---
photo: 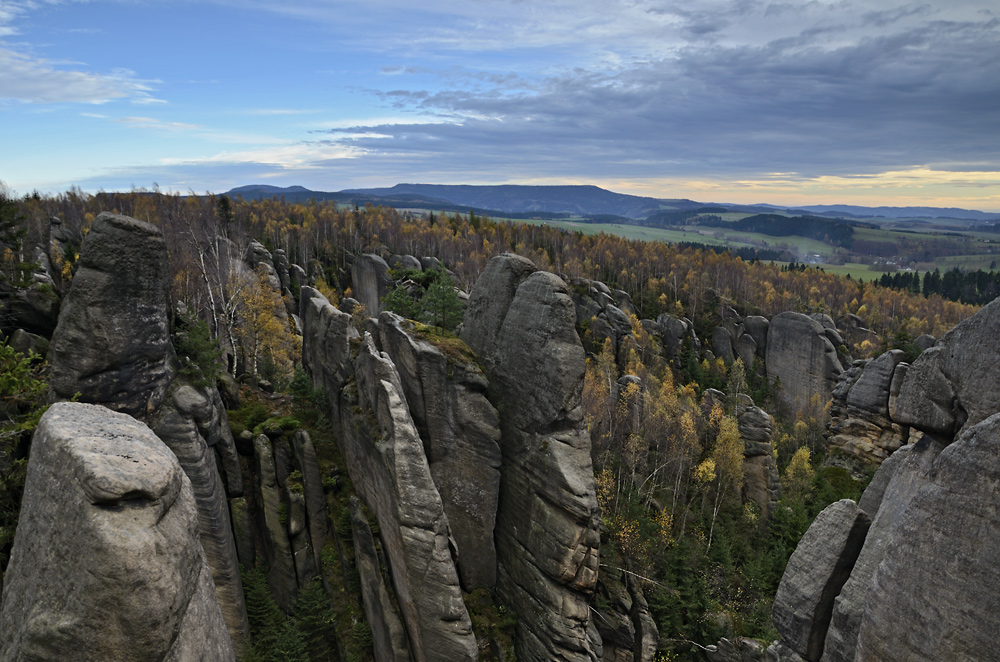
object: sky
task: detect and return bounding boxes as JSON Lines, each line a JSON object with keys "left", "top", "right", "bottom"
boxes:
{"left": 2, "top": 0, "right": 1000, "bottom": 210}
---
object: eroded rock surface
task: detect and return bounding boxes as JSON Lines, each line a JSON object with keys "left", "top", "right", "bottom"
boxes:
{"left": 48, "top": 212, "right": 172, "bottom": 417}
{"left": 0, "top": 402, "right": 234, "bottom": 662}
{"left": 380, "top": 312, "right": 502, "bottom": 590}
{"left": 855, "top": 416, "right": 1000, "bottom": 662}
{"left": 893, "top": 296, "right": 1000, "bottom": 441}
{"left": 346, "top": 333, "right": 478, "bottom": 662}
{"left": 771, "top": 500, "right": 870, "bottom": 661}
{"left": 766, "top": 312, "right": 844, "bottom": 415}
{"left": 464, "top": 255, "right": 602, "bottom": 662}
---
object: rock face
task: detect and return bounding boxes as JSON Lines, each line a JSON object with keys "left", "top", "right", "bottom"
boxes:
{"left": 893, "top": 295, "right": 1000, "bottom": 441}
{"left": 299, "top": 286, "right": 359, "bottom": 423}
{"left": 769, "top": 298, "right": 1000, "bottom": 662}
{"left": 346, "top": 333, "right": 478, "bottom": 662}
{"left": 771, "top": 500, "right": 870, "bottom": 661}
{"left": 766, "top": 312, "right": 843, "bottom": 415}
{"left": 463, "top": 255, "right": 602, "bottom": 662}
{"left": 350, "top": 496, "right": 412, "bottom": 662}
{"left": 48, "top": 212, "right": 172, "bottom": 418}
{"left": 855, "top": 415, "right": 1000, "bottom": 662}
{"left": 351, "top": 253, "right": 392, "bottom": 316}
{"left": 0, "top": 402, "right": 234, "bottom": 661}
{"left": 827, "top": 352, "right": 909, "bottom": 464}
{"left": 379, "top": 312, "right": 502, "bottom": 590}
{"left": 821, "top": 438, "right": 942, "bottom": 662}
{"left": 44, "top": 212, "right": 248, "bottom": 652}
{"left": 739, "top": 405, "right": 781, "bottom": 517}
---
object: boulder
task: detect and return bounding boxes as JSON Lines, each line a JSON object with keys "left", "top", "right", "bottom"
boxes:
{"left": 388, "top": 254, "right": 422, "bottom": 271}
{"left": 844, "top": 351, "right": 904, "bottom": 417}
{"left": 465, "top": 258, "right": 601, "bottom": 661}
{"left": 855, "top": 415, "right": 1000, "bottom": 662}
{"left": 739, "top": 406, "right": 780, "bottom": 517}
{"left": 893, "top": 296, "right": 1000, "bottom": 441}
{"left": 765, "top": 312, "right": 843, "bottom": 415}
{"left": 299, "top": 286, "right": 359, "bottom": 425}
{"left": 380, "top": 312, "right": 502, "bottom": 590}
{"left": 48, "top": 212, "right": 172, "bottom": 418}
{"left": 743, "top": 316, "right": 769, "bottom": 357}
{"left": 350, "top": 253, "right": 392, "bottom": 316}
{"left": 771, "top": 500, "right": 870, "bottom": 661}
{"left": 0, "top": 402, "right": 234, "bottom": 661}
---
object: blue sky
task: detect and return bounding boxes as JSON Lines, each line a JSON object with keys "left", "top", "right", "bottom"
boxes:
{"left": 2, "top": 0, "right": 1000, "bottom": 210}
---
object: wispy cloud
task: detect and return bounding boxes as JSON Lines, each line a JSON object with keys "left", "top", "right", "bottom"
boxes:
{"left": 0, "top": 47, "right": 161, "bottom": 104}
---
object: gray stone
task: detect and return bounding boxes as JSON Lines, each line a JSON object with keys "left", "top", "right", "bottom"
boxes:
{"left": 712, "top": 326, "right": 735, "bottom": 362}
{"left": 469, "top": 265, "right": 602, "bottom": 661}
{"left": 0, "top": 403, "right": 234, "bottom": 661}
{"left": 421, "top": 256, "right": 445, "bottom": 271}
{"left": 822, "top": 438, "right": 942, "bottom": 662}
{"left": 49, "top": 212, "right": 172, "bottom": 418}
{"left": 707, "top": 638, "right": 766, "bottom": 662}
{"left": 151, "top": 384, "right": 251, "bottom": 649}
{"left": 845, "top": 350, "right": 904, "bottom": 417}
{"left": 349, "top": 497, "right": 412, "bottom": 662}
{"left": 743, "top": 316, "right": 769, "bottom": 357}
{"left": 0, "top": 280, "right": 61, "bottom": 337}
{"left": 765, "top": 642, "right": 806, "bottom": 662}
{"left": 460, "top": 253, "right": 537, "bottom": 373}
{"left": 766, "top": 312, "right": 844, "bottom": 415}
{"left": 291, "top": 429, "right": 328, "bottom": 572}
{"left": 380, "top": 312, "right": 502, "bottom": 590}
{"left": 894, "top": 297, "right": 1000, "bottom": 441}
{"left": 856, "top": 415, "right": 1000, "bottom": 662}
{"left": 229, "top": 496, "right": 256, "bottom": 568}
{"left": 7, "top": 328, "right": 49, "bottom": 358}
{"left": 300, "top": 286, "right": 359, "bottom": 425}
{"left": 389, "top": 254, "right": 422, "bottom": 271}
{"left": 253, "top": 434, "right": 299, "bottom": 611}
{"left": 886, "top": 363, "right": 908, "bottom": 423}
{"left": 735, "top": 333, "right": 757, "bottom": 368}
{"left": 771, "top": 500, "right": 870, "bottom": 661}
{"left": 272, "top": 249, "right": 291, "bottom": 292}
{"left": 913, "top": 333, "right": 936, "bottom": 351}
{"left": 351, "top": 253, "right": 392, "bottom": 316}
{"left": 347, "top": 333, "right": 478, "bottom": 662}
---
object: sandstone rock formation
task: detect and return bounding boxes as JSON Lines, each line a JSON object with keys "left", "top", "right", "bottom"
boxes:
{"left": 771, "top": 500, "right": 870, "bottom": 661}
{"left": 0, "top": 402, "right": 234, "bottom": 661}
{"left": 826, "top": 352, "right": 909, "bottom": 463}
{"left": 347, "top": 333, "right": 478, "bottom": 662}
{"left": 765, "top": 312, "right": 844, "bottom": 415}
{"left": 463, "top": 255, "right": 602, "bottom": 662}
{"left": 739, "top": 404, "right": 781, "bottom": 517}
{"left": 349, "top": 496, "right": 412, "bottom": 662}
{"left": 48, "top": 212, "right": 173, "bottom": 418}
{"left": 380, "top": 311, "right": 502, "bottom": 590}
{"left": 855, "top": 416, "right": 1000, "bottom": 661}
{"left": 45, "top": 212, "right": 248, "bottom": 651}
{"left": 351, "top": 253, "right": 392, "bottom": 316}
{"left": 893, "top": 295, "right": 1000, "bottom": 441}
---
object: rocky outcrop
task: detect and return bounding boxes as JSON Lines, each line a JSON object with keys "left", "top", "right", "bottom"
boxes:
{"left": 300, "top": 286, "right": 359, "bottom": 423}
{"left": 351, "top": 253, "right": 392, "bottom": 316}
{"left": 854, "top": 415, "right": 1000, "bottom": 661}
{"left": 346, "top": 333, "right": 478, "bottom": 662}
{"left": 771, "top": 500, "right": 870, "bottom": 661}
{"left": 48, "top": 212, "right": 173, "bottom": 418}
{"left": 350, "top": 496, "right": 412, "bottom": 662}
{"left": 766, "top": 312, "right": 844, "bottom": 415}
{"left": 893, "top": 295, "right": 1000, "bottom": 441}
{"left": 827, "top": 352, "right": 909, "bottom": 463}
{"left": 821, "top": 438, "right": 942, "bottom": 662}
{"left": 380, "top": 312, "right": 502, "bottom": 590}
{"left": 739, "top": 405, "right": 781, "bottom": 517}
{"left": 769, "top": 298, "right": 1000, "bottom": 662}
{"left": 463, "top": 255, "right": 602, "bottom": 662}
{"left": 0, "top": 402, "right": 234, "bottom": 661}
{"left": 45, "top": 212, "right": 248, "bottom": 651}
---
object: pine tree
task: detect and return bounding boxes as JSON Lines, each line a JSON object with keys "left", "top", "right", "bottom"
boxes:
{"left": 293, "top": 578, "right": 336, "bottom": 661}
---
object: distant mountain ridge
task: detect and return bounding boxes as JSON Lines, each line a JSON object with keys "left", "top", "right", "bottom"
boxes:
{"left": 225, "top": 184, "right": 1000, "bottom": 222}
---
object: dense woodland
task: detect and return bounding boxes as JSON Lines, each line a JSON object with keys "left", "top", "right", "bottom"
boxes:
{"left": 0, "top": 187, "right": 988, "bottom": 660}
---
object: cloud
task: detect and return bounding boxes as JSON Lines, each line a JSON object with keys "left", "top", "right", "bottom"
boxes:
{"left": 0, "top": 47, "right": 161, "bottom": 104}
